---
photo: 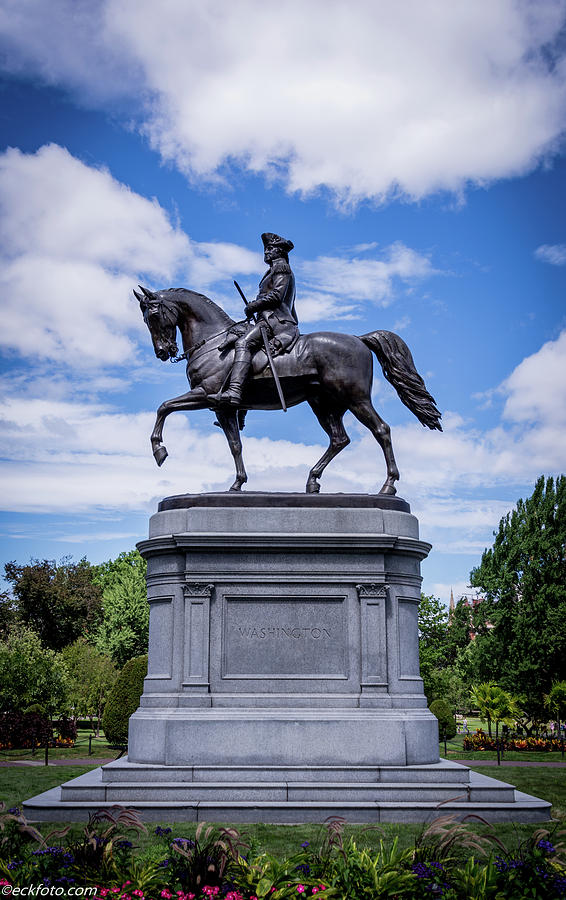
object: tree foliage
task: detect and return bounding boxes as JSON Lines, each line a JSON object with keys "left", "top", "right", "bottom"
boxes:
{"left": 3, "top": 556, "right": 102, "bottom": 651}
{"left": 469, "top": 475, "right": 566, "bottom": 717}
{"left": 94, "top": 550, "right": 149, "bottom": 668}
{"left": 470, "top": 682, "right": 521, "bottom": 753}
{"left": 60, "top": 638, "right": 117, "bottom": 735}
{"left": 546, "top": 680, "right": 566, "bottom": 730}
{"left": 418, "top": 593, "right": 449, "bottom": 695}
{"left": 429, "top": 698, "right": 457, "bottom": 740}
{"left": 418, "top": 594, "right": 472, "bottom": 705}
{"left": 102, "top": 654, "right": 147, "bottom": 745}
{"left": 0, "top": 625, "right": 69, "bottom": 714}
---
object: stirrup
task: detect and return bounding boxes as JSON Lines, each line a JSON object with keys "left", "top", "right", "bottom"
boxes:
{"left": 209, "top": 388, "right": 241, "bottom": 408}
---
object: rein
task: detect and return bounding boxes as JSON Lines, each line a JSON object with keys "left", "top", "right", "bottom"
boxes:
{"left": 170, "top": 321, "right": 247, "bottom": 364}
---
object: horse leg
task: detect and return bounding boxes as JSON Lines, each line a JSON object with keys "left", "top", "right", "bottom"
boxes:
{"left": 215, "top": 409, "right": 248, "bottom": 491}
{"left": 150, "top": 388, "right": 208, "bottom": 466}
{"left": 349, "top": 397, "right": 400, "bottom": 495}
{"left": 306, "top": 399, "right": 350, "bottom": 493}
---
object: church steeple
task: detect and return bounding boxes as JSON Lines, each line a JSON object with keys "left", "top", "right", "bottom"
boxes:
{"left": 449, "top": 587, "right": 455, "bottom": 618}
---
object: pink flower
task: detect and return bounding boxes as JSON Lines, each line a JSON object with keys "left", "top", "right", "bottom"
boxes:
{"left": 132, "top": 892, "right": 144, "bottom": 898}
{"left": 160, "top": 893, "right": 172, "bottom": 899}
{"left": 297, "top": 887, "right": 305, "bottom": 894}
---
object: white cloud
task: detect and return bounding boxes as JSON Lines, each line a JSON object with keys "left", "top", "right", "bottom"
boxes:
{"left": 0, "top": 330, "right": 564, "bottom": 606}
{"left": 0, "top": 146, "right": 443, "bottom": 370}
{"left": 501, "top": 329, "right": 566, "bottom": 426}
{"left": 0, "top": 145, "right": 265, "bottom": 367}
{"left": 300, "top": 243, "right": 437, "bottom": 305}
{"left": 0, "top": 144, "right": 189, "bottom": 366}
{"left": 534, "top": 243, "right": 566, "bottom": 265}
{"left": 2, "top": 1, "right": 565, "bottom": 204}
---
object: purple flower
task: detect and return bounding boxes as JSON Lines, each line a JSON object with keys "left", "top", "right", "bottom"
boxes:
{"left": 537, "top": 839, "right": 556, "bottom": 854}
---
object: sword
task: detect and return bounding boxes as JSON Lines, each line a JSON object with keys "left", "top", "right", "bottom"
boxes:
{"left": 233, "top": 280, "right": 287, "bottom": 412}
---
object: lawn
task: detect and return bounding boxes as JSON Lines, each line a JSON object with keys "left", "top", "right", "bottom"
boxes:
{"left": 1, "top": 764, "right": 564, "bottom": 859}
{"left": 0, "top": 729, "right": 119, "bottom": 762}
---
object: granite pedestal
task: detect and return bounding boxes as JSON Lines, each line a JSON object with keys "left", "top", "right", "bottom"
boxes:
{"left": 24, "top": 493, "right": 550, "bottom": 823}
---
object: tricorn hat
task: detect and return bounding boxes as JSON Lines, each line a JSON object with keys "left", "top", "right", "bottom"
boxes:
{"left": 261, "top": 232, "right": 294, "bottom": 254}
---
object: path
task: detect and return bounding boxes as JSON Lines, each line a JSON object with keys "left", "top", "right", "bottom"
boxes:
{"left": 0, "top": 758, "right": 111, "bottom": 767}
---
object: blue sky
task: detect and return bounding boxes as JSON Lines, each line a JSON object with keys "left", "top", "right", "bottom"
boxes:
{"left": 0, "top": 0, "right": 565, "bottom": 603}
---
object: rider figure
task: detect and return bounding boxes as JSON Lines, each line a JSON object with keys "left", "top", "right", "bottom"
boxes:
{"left": 212, "top": 232, "right": 298, "bottom": 407}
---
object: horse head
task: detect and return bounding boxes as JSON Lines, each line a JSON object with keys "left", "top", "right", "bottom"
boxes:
{"left": 135, "top": 285, "right": 179, "bottom": 361}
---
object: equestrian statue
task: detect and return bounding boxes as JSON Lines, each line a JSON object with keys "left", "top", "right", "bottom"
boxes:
{"left": 135, "top": 232, "right": 442, "bottom": 494}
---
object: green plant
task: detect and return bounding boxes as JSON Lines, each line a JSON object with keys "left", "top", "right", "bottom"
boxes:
{"left": 470, "top": 683, "right": 521, "bottom": 763}
{"left": 154, "top": 822, "right": 243, "bottom": 895}
{"left": 102, "top": 654, "right": 147, "bottom": 744}
{"left": 67, "top": 807, "right": 146, "bottom": 885}
{"left": 447, "top": 856, "right": 498, "bottom": 899}
{"left": 413, "top": 813, "right": 494, "bottom": 866}
{"left": 324, "top": 838, "right": 416, "bottom": 898}
{"left": 429, "top": 698, "right": 457, "bottom": 740}
{"left": 234, "top": 848, "right": 334, "bottom": 898}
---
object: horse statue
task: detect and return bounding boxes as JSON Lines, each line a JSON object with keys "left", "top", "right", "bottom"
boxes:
{"left": 135, "top": 285, "right": 442, "bottom": 494}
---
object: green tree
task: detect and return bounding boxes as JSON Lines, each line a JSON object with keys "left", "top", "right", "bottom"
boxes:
{"left": 546, "top": 680, "right": 566, "bottom": 732}
{"left": 445, "top": 598, "right": 472, "bottom": 663}
{"left": 94, "top": 550, "right": 149, "bottom": 668}
{"left": 0, "top": 625, "right": 69, "bottom": 714}
{"left": 3, "top": 557, "right": 102, "bottom": 651}
{"left": 418, "top": 593, "right": 449, "bottom": 700}
{"left": 102, "top": 654, "right": 147, "bottom": 745}
{"left": 61, "top": 638, "right": 117, "bottom": 736}
{"left": 429, "top": 698, "right": 457, "bottom": 740}
{"left": 469, "top": 475, "right": 566, "bottom": 718}
{"left": 426, "top": 665, "right": 469, "bottom": 712}
{"left": 0, "top": 589, "right": 17, "bottom": 637}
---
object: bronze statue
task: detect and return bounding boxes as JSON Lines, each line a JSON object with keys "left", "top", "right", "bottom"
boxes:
{"left": 135, "top": 233, "right": 441, "bottom": 495}
{"left": 210, "top": 232, "right": 298, "bottom": 408}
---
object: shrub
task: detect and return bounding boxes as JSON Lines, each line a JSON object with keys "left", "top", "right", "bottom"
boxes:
{"left": 429, "top": 699, "right": 457, "bottom": 740}
{"left": 0, "top": 710, "right": 51, "bottom": 750}
{"left": 54, "top": 715, "right": 77, "bottom": 743}
{"left": 102, "top": 654, "right": 147, "bottom": 745}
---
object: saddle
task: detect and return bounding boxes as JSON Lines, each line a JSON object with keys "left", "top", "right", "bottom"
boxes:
{"left": 249, "top": 333, "right": 316, "bottom": 380}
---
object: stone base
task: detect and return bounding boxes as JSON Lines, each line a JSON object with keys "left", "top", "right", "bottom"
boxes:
{"left": 23, "top": 758, "right": 551, "bottom": 823}
{"left": 23, "top": 493, "right": 551, "bottom": 823}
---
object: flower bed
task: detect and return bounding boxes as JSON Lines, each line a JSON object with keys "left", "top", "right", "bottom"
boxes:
{"left": 1, "top": 806, "right": 565, "bottom": 899}
{"left": 463, "top": 730, "right": 565, "bottom": 752}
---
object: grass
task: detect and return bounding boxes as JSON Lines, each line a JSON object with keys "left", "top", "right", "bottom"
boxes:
{"left": 0, "top": 729, "right": 118, "bottom": 762}
{"left": 0, "top": 765, "right": 95, "bottom": 813}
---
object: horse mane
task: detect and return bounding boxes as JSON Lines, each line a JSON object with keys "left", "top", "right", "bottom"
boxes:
{"left": 161, "top": 287, "right": 235, "bottom": 326}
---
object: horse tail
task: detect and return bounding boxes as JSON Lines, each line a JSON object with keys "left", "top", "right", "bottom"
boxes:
{"left": 359, "top": 330, "right": 442, "bottom": 431}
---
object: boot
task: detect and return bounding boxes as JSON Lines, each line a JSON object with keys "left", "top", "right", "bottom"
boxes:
{"left": 210, "top": 348, "right": 252, "bottom": 407}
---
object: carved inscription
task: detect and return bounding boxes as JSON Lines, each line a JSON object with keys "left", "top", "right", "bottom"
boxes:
{"left": 223, "top": 596, "right": 347, "bottom": 678}
{"left": 236, "top": 626, "right": 331, "bottom": 640}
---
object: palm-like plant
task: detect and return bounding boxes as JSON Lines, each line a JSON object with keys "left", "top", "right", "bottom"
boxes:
{"left": 470, "top": 683, "right": 521, "bottom": 764}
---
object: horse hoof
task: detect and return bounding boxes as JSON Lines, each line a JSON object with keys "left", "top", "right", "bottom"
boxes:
{"left": 154, "top": 446, "right": 168, "bottom": 467}
{"left": 379, "top": 483, "right": 397, "bottom": 496}
{"left": 229, "top": 483, "right": 243, "bottom": 492}
{"left": 306, "top": 480, "right": 320, "bottom": 494}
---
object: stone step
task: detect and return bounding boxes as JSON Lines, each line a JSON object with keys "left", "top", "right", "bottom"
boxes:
{"left": 64, "top": 779, "right": 508, "bottom": 805}
{"left": 60, "top": 767, "right": 517, "bottom": 805}
{"left": 24, "top": 782, "right": 551, "bottom": 825}
{"left": 100, "top": 758, "right": 471, "bottom": 785}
